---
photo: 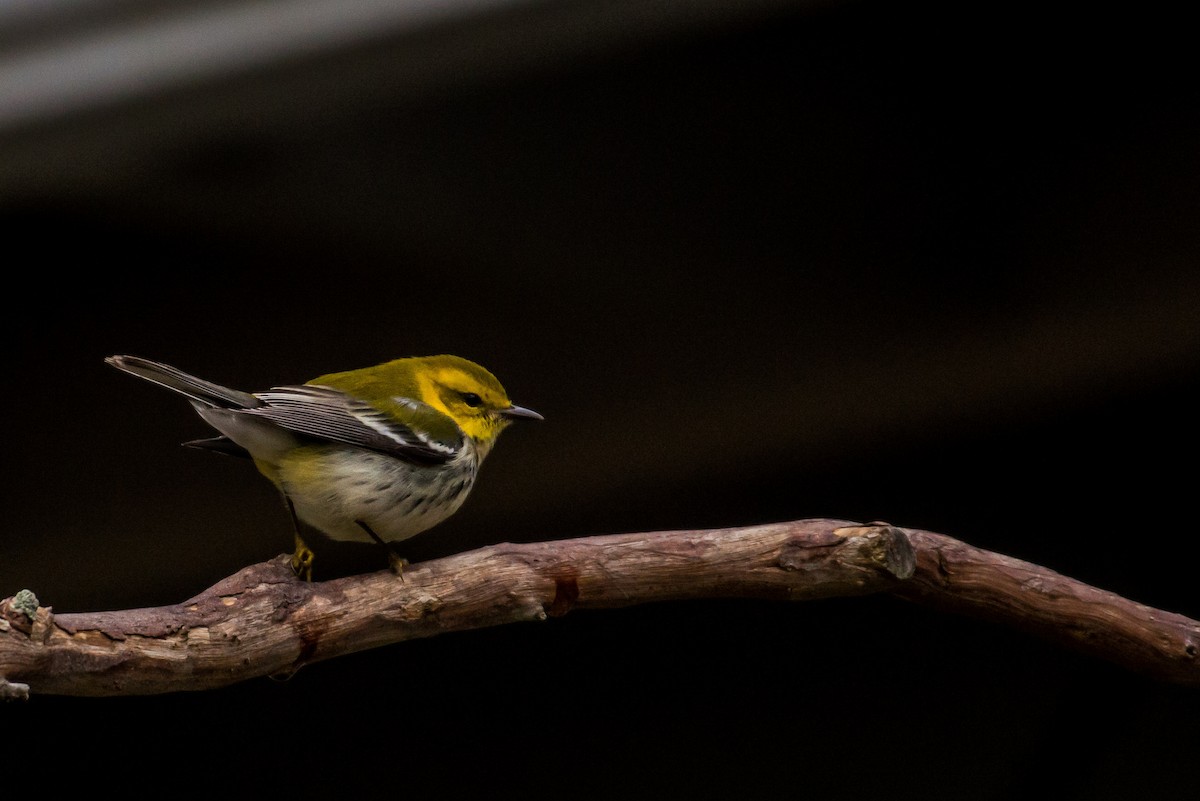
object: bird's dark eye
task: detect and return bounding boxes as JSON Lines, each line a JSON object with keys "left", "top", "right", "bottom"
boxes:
{"left": 460, "top": 392, "right": 483, "bottom": 408}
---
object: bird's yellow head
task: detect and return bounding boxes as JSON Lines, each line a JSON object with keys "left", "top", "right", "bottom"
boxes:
{"left": 312, "top": 354, "right": 541, "bottom": 449}
{"left": 412, "top": 355, "right": 542, "bottom": 444}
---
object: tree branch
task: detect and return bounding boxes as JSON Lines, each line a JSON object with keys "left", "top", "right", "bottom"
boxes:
{"left": 1, "top": 519, "right": 1196, "bottom": 698}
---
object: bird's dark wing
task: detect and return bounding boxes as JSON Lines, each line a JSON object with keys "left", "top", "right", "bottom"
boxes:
{"left": 247, "top": 385, "right": 463, "bottom": 464}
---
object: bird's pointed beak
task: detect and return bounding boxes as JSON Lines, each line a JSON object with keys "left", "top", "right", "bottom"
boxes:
{"left": 498, "top": 404, "right": 544, "bottom": 422}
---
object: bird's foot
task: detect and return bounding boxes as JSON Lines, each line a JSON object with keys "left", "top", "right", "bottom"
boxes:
{"left": 290, "top": 541, "right": 315, "bottom": 582}
{"left": 387, "top": 552, "right": 410, "bottom": 579}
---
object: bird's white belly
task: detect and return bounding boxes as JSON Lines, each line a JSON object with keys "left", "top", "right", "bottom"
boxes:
{"left": 276, "top": 446, "right": 477, "bottom": 544}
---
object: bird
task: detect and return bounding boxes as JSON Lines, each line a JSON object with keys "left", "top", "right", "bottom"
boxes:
{"left": 105, "top": 354, "right": 542, "bottom": 580}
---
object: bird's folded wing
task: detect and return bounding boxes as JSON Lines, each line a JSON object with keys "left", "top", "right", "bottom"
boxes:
{"left": 248, "top": 385, "right": 463, "bottom": 464}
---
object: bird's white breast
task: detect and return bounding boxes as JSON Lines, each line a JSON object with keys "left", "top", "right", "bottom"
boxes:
{"left": 275, "top": 444, "right": 479, "bottom": 544}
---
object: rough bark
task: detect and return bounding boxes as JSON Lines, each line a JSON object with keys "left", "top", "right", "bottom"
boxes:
{"left": 1, "top": 519, "right": 1196, "bottom": 698}
{"left": 892, "top": 529, "right": 1199, "bottom": 682}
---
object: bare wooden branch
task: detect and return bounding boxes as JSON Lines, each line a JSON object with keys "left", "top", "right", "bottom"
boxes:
{"left": 893, "top": 528, "right": 1200, "bottom": 683}
{"left": 1, "top": 519, "right": 1196, "bottom": 697}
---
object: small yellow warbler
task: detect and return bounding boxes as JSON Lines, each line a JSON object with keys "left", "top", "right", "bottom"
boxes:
{"left": 106, "top": 354, "right": 541, "bottom": 579}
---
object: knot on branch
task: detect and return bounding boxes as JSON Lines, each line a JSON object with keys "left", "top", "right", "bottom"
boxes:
{"left": 834, "top": 522, "right": 917, "bottom": 580}
{"left": 778, "top": 522, "right": 915, "bottom": 582}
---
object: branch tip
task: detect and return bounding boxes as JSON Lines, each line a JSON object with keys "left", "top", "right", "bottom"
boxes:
{"left": 0, "top": 677, "right": 30, "bottom": 702}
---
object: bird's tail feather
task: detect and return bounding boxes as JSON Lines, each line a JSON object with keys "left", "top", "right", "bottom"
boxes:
{"left": 183, "top": 435, "right": 252, "bottom": 458}
{"left": 105, "top": 355, "right": 261, "bottom": 409}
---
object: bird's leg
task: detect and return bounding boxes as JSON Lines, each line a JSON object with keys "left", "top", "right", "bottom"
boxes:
{"left": 356, "top": 520, "right": 409, "bottom": 577}
{"left": 291, "top": 534, "right": 315, "bottom": 582}
{"left": 285, "top": 497, "right": 314, "bottom": 582}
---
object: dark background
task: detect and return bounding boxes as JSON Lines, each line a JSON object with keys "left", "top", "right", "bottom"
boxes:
{"left": 2, "top": 1, "right": 1197, "bottom": 797}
